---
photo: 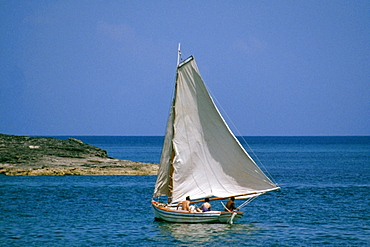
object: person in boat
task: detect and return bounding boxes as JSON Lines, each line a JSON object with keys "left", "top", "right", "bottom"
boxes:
{"left": 226, "top": 197, "right": 238, "bottom": 211}
{"left": 200, "top": 197, "right": 212, "bottom": 212}
{"left": 176, "top": 196, "right": 191, "bottom": 212}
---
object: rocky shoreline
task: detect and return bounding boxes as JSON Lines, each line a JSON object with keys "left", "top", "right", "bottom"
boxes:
{"left": 0, "top": 134, "right": 158, "bottom": 175}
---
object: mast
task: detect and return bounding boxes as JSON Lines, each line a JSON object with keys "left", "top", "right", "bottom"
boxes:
{"left": 168, "top": 43, "right": 180, "bottom": 203}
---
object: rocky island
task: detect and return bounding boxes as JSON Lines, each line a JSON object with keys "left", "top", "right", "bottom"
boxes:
{"left": 0, "top": 134, "right": 158, "bottom": 175}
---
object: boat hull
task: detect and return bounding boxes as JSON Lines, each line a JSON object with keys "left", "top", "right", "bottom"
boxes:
{"left": 152, "top": 201, "right": 243, "bottom": 223}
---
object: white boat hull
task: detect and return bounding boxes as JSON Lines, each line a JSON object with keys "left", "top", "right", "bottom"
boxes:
{"left": 152, "top": 201, "right": 243, "bottom": 223}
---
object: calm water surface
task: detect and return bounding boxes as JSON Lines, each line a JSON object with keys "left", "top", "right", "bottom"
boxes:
{"left": 1, "top": 136, "right": 369, "bottom": 246}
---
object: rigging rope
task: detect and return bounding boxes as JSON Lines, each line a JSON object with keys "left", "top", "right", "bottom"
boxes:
{"left": 238, "top": 195, "right": 258, "bottom": 209}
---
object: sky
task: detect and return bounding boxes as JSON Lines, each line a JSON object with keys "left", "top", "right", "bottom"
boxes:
{"left": 0, "top": 1, "right": 369, "bottom": 136}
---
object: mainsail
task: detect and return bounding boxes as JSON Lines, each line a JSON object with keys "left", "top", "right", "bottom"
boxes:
{"left": 153, "top": 56, "right": 278, "bottom": 204}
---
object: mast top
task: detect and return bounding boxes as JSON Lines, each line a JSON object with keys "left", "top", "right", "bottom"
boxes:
{"left": 177, "top": 43, "right": 181, "bottom": 66}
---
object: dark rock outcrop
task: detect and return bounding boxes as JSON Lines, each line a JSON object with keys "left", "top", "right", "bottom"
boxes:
{"left": 0, "top": 134, "right": 158, "bottom": 175}
{"left": 0, "top": 134, "right": 108, "bottom": 163}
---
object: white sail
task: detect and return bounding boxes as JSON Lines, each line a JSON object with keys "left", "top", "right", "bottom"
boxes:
{"left": 153, "top": 56, "right": 278, "bottom": 204}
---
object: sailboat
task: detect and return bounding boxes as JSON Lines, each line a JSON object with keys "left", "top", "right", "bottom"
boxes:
{"left": 152, "top": 45, "right": 279, "bottom": 224}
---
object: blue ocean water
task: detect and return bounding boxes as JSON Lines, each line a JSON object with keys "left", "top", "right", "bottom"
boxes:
{"left": 1, "top": 136, "right": 369, "bottom": 246}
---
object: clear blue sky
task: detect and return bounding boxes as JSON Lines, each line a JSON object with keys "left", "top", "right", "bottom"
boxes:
{"left": 1, "top": 1, "right": 369, "bottom": 136}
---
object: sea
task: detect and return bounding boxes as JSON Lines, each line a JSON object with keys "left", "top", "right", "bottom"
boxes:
{"left": 1, "top": 136, "right": 369, "bottom": 246}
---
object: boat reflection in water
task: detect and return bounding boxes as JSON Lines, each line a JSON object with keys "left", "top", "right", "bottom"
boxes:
{"left": 155, "top": 222, "right": 261, "bottom": 244}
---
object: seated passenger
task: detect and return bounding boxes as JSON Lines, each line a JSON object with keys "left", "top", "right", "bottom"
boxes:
{"left": 226, "top": 197, "right": 238, "bottom": 211}
{"left": 200, "top": 197, "right": 212, "bottom": 212}
{"left": 176, "top": 196, "right": 191, "bottom": 212}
